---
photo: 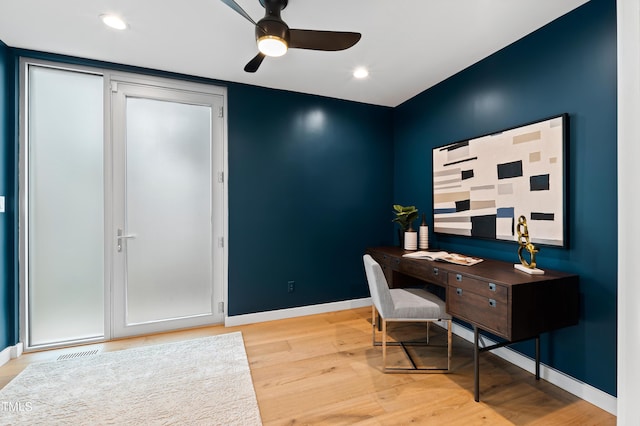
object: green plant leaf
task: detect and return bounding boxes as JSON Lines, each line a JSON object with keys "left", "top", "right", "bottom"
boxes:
{"left": 392, "top": 204, "right": 419, "bottom": 230}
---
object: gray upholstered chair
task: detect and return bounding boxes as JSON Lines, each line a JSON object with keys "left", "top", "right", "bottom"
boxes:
{"left": 363, "top": 254, "right": 452, "bottom": 372}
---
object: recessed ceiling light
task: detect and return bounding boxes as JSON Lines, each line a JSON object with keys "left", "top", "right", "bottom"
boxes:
{"left": 100, "top": 14, "right": 128, "bottom": 30}
{"left": 353, "top": 67, "right": 369, "bottom": 79}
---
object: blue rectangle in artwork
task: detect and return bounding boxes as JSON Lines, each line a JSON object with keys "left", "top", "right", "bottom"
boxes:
{"left": 497, "top": 160, "right": 523, "bottom": 179}
{"left": 497, "top": 207, "right": 514, "bottom": 218}
{"left": 530, "top": 174, "right": 550, "bottom": 191}
{"left": 531, "top": 212, "right": 555, "bottom": 221}
{"left": 456, "top": 199, "right": 471, "bottom": 212}
{"left": 434, "top": 208, "right": 457, "bottom": 214}
{"left": 462, "top": 169, "right": 474, "bottom": 180}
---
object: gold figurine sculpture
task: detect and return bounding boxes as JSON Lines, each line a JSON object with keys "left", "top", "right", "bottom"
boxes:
{"left": 516, "top": 215, "right": 539, "bottom": 270}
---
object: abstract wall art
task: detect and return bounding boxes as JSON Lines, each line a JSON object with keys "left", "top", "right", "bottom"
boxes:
{"left": 432, "top": 113, "right": 568, "bottom": 247}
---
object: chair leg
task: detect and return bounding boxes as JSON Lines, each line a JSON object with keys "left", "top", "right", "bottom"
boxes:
{"left": 447, "top": 319, "right": 452, "bottom": 371}
{"left": 382, "top": 319, "right": 388, "bottom": 370}
{"left": 371, "top": 305, "right": 377, "bottom": 347}
{"left": 375, "top": 317, "right": 452, "bottom": 373}
{"left": 426, "top": 322, "right": 430, "bottom": 345}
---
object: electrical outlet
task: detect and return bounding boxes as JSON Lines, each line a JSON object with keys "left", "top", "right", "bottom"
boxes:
{"left": 287, "top": 281, "right": 295, "bottom": 293}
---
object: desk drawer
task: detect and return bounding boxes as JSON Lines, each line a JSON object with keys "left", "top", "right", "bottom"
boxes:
{"left": 448, "top": 273, "right": 507, "bottom": 301}
{"left": 398, "top": 260, "right": 448, "bottom": 286}
{"left": 447, "top": 285, "right": 508, "bottom": 337}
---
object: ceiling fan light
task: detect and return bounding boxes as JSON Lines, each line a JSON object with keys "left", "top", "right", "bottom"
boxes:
{"left": 258, "top": 35, "right": 288, "bottom": 57}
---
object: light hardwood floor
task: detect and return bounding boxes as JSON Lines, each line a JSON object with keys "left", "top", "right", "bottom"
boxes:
{"left": 0, "top": 307, "right": 615, "bottom": 425}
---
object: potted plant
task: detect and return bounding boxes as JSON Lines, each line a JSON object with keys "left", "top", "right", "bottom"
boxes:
{"left": 392, "top": 204, "right": 418, "bottom": 249}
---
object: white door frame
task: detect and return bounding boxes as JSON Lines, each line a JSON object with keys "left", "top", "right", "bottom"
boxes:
{"left": 108, "top": 73, "right": 228, "bottom": 338}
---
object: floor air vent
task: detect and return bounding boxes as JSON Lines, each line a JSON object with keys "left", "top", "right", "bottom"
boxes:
{"left": 57, "top": 349, "right": 100, "bottom": 360}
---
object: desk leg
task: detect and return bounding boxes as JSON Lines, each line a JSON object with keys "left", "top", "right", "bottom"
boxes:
{"left": 473, "top": 326, "right": 480, "bottom": 402}
{"left": 535, "top": 335, "right": 540, "bottom": 380}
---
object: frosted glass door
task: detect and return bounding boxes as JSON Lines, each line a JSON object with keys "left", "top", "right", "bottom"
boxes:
{"left": 111, "top": 82, "right": 225, "bottom": 337}
{"left": 26, "top": 66, "right": 104, "bottom": 347}
{"left": 126, "top": 98, "right": 212, "bottom": 323}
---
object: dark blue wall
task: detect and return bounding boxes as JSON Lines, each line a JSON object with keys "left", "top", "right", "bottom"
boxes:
{"left": 0, "top": 40, "right": 16, "bottom": 351}
{"left": 227, "top": 84, "right": 393, "bottom": 314}
{"left": 394, "top": 0, "right": 617, "bottom": 395}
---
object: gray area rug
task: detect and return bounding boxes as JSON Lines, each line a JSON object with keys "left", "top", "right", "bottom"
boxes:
{"left": 0, "top": 332, "right": 262, "bottom": 425}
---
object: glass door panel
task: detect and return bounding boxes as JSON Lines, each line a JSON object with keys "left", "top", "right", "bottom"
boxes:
{"left": 125, "top": 98, "right": 213, "bottom": 324}
{"left": 26, "top": 65, "right": 104, "bottom": 347}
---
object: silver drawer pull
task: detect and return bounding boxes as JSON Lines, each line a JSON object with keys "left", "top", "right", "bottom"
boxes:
{"left": 456, "top": 288, "right": 463, "bottom": 296}
{"left": 456, "top": 274, "right": 462, "bottom": 282}
{"left": 489, "top": 283, "right": 496, "bottom": 291}
{"left": 489, "top": 299, "right": 497, "bottom": 308}
{"left": 433, "top": 267, "right": 439, "bottom": 276}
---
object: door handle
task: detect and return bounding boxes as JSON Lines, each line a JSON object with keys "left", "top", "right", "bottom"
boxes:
{"left": 116, "top": 228, "right": 136, "bottom": 252}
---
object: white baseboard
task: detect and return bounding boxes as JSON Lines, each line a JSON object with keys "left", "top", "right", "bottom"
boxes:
{"left": 226, "top": 298, "right": 616, "bottom": 416}
{"left": 0, "top": 346, "right": 10, "bottom": 367}
{"left": 0, "top": 342, "right": 23, "bottom": 367}
{"left": 449, "top": 322, "right": 617, "bottom": 416}
{"left": 224, "top": 297, "right": 372, "bottom": 327}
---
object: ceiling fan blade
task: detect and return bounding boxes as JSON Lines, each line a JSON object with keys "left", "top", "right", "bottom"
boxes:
{"left": 244, "top": 53, "right": 266, "bottom": 73}
{"left": 219, "top": 0, "right": 257, "bottom": 25}
{"left": 289, "top": 29, "right": 361, "bottom": 51}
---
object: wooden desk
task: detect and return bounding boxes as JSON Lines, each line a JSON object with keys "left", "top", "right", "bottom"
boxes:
{"left": 366, "top": 246, "right": 579, "bottom": 401}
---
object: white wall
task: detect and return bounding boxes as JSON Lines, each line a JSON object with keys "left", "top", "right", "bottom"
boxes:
{"left": 617, "top": 0, "right": 640, "bottom": 423}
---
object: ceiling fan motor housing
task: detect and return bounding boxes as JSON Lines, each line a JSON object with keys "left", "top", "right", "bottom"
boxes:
{"left": 256, "top": 0, "right": 290, "bottom": 43}
{"left": 256, "top": 17, "right": 290, "bottom": 44}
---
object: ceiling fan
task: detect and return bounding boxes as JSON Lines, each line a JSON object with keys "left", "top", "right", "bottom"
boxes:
{"left": 220, "top": 0, "right": 362, "bottom": 73}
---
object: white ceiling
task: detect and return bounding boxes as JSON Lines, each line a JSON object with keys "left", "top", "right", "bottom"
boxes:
{"left": 0, "top": 0, "right": 589, "bottom": 107}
